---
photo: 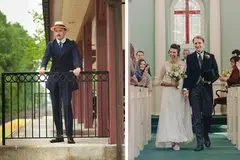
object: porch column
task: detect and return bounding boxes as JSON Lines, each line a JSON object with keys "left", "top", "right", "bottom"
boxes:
{"left": 106, "top": 2, "right": 124, "bottom": 144}
{"left": 96, "top": 0, "right": 109, "bottom": 137}
{"left": 83, "top": 21, "right": 93, "bottom": 128}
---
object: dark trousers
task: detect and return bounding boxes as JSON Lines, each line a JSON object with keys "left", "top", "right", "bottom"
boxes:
{"left": 50, "top": 83, "right": 73, "bottom": 136}
{"left": 190, "top": 85, "right": 213, "bottom": 145}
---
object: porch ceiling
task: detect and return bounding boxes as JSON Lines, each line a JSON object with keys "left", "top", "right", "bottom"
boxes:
{"left": 47, "top": 0, "right": 125, "bottom": 49}
{"left": 61, "top": 0, "right": 90, "bottom": 41}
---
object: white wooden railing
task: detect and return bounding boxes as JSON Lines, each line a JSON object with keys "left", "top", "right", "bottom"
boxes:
{"left": 227, "top": 86, "right": 240, "bottom": 150}
{"left": 128, "top": 85, "right": 152, "bottom": 160}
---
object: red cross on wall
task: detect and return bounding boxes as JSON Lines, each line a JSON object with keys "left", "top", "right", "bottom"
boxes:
{"left": 174, "top": 0, "right": 200, "bottom": 44}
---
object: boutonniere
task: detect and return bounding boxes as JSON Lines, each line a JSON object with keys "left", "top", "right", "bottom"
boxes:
{"left": 204, "top": 54, "right": 210, "bottom": 59}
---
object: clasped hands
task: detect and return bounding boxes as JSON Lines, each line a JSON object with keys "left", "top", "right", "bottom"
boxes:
{"left": 159, "top": 80, "right": 189, "bottom": 98}
{"left": 182, "top": 88, "right": 189, "bottom": 99}
{"left": 39, "top": 67, "right": 81, "bottom": 77}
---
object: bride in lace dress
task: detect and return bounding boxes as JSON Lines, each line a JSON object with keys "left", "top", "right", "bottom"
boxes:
{"left": 155, "top": 44, "right": 193, "bottom": 151}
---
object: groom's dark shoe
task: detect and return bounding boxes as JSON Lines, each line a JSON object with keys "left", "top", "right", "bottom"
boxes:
{"left": 195, "top": 137, "right": 204, "bottom": 151}
{"left": 204, "top": 140, "right": 211, "bottom": 148}
{"left": 194, "top": 145, "right": 204, "bottom": 151}
{"left": 67, "top": 136, "right": 75, "bottom": 144}
{"left": 50, "top": 135, "right": 64, "bottom": 143}
{"left": 204, "top": 135, "right": 211, "bottom": 148}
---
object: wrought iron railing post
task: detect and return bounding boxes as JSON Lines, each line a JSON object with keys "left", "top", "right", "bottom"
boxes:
{"left": 2, "top": 73, "right": 6, "bottom": 145}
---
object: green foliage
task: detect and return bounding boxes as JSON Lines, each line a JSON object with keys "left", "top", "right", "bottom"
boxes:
{"left": 0, "top": 12, "right": 45, "bottom": 72}
{"left": 0, "top": 7, "right": 46, "bottom": 118}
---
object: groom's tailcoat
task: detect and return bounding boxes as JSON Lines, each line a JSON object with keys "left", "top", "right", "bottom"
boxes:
{"left": 183, "top": 51, "right": 219, "bottom": 102}
{"left": 183, "top": 51, "right": 219, "bottom": 142}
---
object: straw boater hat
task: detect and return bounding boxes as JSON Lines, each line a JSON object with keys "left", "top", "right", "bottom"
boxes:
{"left": 50, "top": 21, "right": 68, "bottom": 31}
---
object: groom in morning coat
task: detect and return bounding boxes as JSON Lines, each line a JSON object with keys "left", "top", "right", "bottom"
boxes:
{"left": 183, "top": 35, "right": 219, "bottom": 151}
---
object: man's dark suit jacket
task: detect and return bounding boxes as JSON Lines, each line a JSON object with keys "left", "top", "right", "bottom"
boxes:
{"left": 183, "top": 51, "right": 219, "bottom": 100}
{"left": 41, "top": 38, "right": 82, "bottom": 92}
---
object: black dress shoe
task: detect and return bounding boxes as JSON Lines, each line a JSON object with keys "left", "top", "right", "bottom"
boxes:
{"left": 194, "top": 145, "right": 204, "bottom": 151}
{"left": 204, "top": 139, "right": 211, "bottom": 148}
{"left": 67, "top": 136, "right": 75, "bottom": 144}
{"left": 50, "top": 136, "right": 64, "bottom": 143}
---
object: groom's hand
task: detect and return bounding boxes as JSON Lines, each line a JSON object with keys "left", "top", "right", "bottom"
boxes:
{"left": 39, "top": 67, "right": 45, "bottom": 75}
{"left": 183, "top": 88, "right": 189, "bottom": 98}
{"left": 73, "top": 67, "right": 81, "bottom": 77}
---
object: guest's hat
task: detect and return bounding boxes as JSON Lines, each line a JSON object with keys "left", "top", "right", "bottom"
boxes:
{"left": 50, "top": 21, "right": 67, "bottom": 31}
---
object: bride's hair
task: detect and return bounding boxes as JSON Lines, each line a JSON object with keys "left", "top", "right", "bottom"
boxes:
{"left": 169, "top": 43, "right": 181, "bottom": 56}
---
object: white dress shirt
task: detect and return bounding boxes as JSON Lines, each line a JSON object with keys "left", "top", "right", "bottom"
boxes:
{"left": 56, "top": 37, "right": 66, "bottom": 47}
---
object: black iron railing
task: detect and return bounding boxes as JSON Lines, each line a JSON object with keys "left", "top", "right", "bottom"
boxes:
{"left": 1, "top": 71, "right": 109, "bottom": 145}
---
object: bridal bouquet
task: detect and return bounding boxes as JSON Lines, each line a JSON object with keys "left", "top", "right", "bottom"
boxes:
{"left": 167, "top": 64, "right": 187, "bottom": 82}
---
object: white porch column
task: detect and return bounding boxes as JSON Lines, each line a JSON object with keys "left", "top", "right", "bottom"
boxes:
{"left": 153, "top": 0, "right": 166, "bottom": 115}
{"left": 210, "top": 0, "right": 221, "bottom": 71}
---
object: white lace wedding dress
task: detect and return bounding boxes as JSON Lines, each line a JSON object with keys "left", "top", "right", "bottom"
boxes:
{"left": 155, "top": 61, "right": 193, "bottom": 148}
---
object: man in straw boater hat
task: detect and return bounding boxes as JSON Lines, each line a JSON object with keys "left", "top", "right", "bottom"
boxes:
{"left": 39, "top": 21, "right": 82, "bottom": 144}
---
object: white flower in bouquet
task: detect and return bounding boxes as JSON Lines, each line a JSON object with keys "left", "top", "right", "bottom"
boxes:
{"left": 167, "top": 64, "right": 187, "bottom": 82}
{"left": 174, "top": 72, "right": 179, "bottom": 77}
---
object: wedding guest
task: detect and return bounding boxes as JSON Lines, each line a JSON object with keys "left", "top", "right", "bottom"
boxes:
{"left": 135, "top": 59, "right": 152, "bottom": 91}
{"left": 182, "top": 49, "right": 190, "bottom": 62}
{"left": 219, "top": 51, "right": 240, "bottom": 87}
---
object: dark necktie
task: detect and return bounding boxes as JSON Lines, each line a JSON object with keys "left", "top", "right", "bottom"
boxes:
{"left": 59, "top": 42, "right": 63, "bottom": 48}
{"left": 196, "top": 53, "right": 203, "bottom": 85}
{"left": 198, "top": 53, "right": 203, "bottom": 68}
{"left": 59, "top": 42, "right": 63, "bottom": 55}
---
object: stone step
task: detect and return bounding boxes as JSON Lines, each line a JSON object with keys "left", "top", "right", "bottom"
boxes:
{"left": 0, "top": 141, "right": 125, "bottom": 160}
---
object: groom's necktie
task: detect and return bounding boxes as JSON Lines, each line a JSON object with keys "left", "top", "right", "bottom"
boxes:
{"left": 198, "top": 53, "right": 203, "bottom": 68}
{"left": 196, "top": 53, "right": 203, "bottom": 85}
